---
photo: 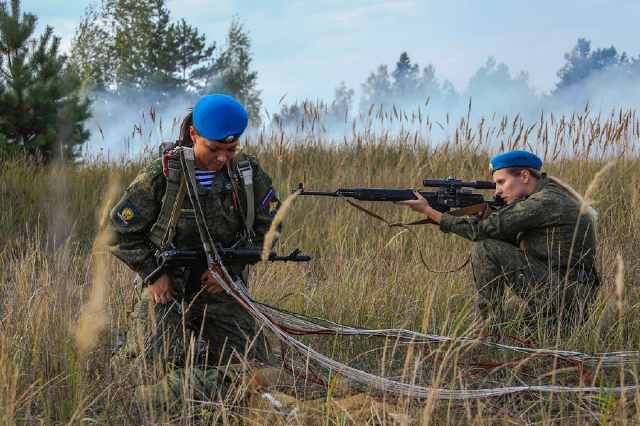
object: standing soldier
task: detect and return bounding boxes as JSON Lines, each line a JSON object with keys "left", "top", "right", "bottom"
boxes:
{"left": 108, "top": 94, "right": 280, "bottom": 406}
{"left": 399, "top": 150, "right": 600, "bottom": 330}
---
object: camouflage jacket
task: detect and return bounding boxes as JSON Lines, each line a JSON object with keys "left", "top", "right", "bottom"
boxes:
{"left": 107, "top": 153, "right": 279, "bottom": 280}
{"left": 440, "top": 175, "right": 598, "bottom": 280}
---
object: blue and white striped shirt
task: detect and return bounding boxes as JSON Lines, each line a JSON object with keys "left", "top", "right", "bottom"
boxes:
{"left": 195, "top": 169, "right": 216, "bottom": 189}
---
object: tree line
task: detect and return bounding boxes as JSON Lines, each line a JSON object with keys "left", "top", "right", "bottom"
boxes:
{"left": 360, "top": 39, "right": 640, "bottom": 109}
{"left": 285, "top": 39, "right": 640, "bottom": 126}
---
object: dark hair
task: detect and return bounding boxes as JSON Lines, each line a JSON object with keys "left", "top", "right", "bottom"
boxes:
{"left": 505, "top": 167, "right": 542, "bottom": 179}
{"left": 178, "top": 111, "right": 195, "bottom": 147}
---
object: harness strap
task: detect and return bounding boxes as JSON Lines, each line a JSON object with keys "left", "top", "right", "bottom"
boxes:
{"left": 236, "top": 159, "right": 256, "bottom": 239}
{"left": 149, "top": 154, "right": 186, "bottom": 248}
{"left": 160, "top": 177, "right": 187, "bottom": 248}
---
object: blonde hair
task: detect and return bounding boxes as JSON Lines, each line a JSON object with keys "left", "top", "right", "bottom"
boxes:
{"left": 548, "top": 175, "right": 598, "bottom": 223}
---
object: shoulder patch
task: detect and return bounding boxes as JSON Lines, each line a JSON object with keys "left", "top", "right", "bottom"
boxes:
{"left": 114, "top": 200, "right": 142, "bottom": 227}
{"left": 259, "top": 188, "right": 279, "bottom": 214}
{"left": 260, "top": 188, "right": 276, "bottom": 210}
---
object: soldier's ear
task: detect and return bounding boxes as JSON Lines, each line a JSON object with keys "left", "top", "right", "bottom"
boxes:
{"left": 189, "top": 126, "right": 198, "bottom": 141}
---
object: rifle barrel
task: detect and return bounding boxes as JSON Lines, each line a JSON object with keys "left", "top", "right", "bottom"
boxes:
{"left": 298, "top": 190, "right": 340, "bottom": 197}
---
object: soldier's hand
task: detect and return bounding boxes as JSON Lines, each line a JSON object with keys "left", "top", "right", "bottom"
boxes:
{"left": 147, "top": 274, "right": 176, "bottom": 305}
{"left": 397, "top": 191, "right": 431, "bottom": 214}
{"left": 475, "top": 203, "right": 492, "bottom": 220}
{"left": 200, "top": 271, "right": 225, "bottom": 294}
{"left": 397, "top": 191, "right": 443, "bottom": 223}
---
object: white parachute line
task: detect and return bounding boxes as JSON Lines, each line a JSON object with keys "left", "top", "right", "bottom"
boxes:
{"left": 222, "top": 280, "right": 639, "bottom": 399}
{"left": 254, "top": 297, "right": 640, "bottom": 367}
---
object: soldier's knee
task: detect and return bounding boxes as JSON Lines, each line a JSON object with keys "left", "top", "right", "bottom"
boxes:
{"left": 472, "top": 239, "right": 519, "bottom": 262}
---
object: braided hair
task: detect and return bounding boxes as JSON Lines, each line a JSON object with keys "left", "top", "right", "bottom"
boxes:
{"left": 178, "top": 111, "right": 195, "bottom": 147}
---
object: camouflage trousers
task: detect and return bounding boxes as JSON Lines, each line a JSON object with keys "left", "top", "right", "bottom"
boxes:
{"left": 470, "top": 239, "right": 598, "bottom": 329}
{"left": 117, "top": 281, "right": 270, "bottom": 408}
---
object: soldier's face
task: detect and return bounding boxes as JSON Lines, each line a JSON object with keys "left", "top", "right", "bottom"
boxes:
{"left": 190, "top": 127, "right": 239, "bottom": 171}
{"left": 492, "top": 169, "right": 533, "bottom": 204}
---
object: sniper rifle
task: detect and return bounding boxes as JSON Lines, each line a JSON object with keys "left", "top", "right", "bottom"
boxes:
{"left": 295, "top": 177, "right": 504, "bottom": 213}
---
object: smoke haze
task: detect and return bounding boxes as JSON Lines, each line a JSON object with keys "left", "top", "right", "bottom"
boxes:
{"left": 83, "top": 61, "right": 640, "bottom": 159}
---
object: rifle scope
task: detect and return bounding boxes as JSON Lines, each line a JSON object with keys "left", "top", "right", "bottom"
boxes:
{"left": 423, "top": 178, "right": 495, "bottom": 190}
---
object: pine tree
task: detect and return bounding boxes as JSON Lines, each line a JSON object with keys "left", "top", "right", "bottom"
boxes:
{"left": 112, "top": 0, "right": 179, "bottom": 92}
{"left": 205, "top": 19, "right": 262, "bottom": 125}
{"left": 360, "top": 65, "right": 392, "bottom": 112}
{"left": 0, "top": 0, "right": 90, "bottom": 161}
{"left": 173, "top": 18, "right": 215, "bottom": 90}
{"left": 417, "top": 65, "right": 440, "bottom": 97}
{"left": 391, "top": 52, "right": 420, "bottom": 98}
{"left": 555, "top": 38, "right": 621, "bottom": 92}
{"left": 69, "top": 2, "right": 116, "bottom": 90}
{"left": 329, "top": 81, "right": 354, "bottom": 123}
{"left": 70, "top": 0, "right": 214, "bottom": 96}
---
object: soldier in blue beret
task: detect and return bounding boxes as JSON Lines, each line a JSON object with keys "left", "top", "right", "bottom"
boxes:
{"left": 108, "top": 94, "right": 281, "bottom": 408}
{"left": 400, "top": 150, "right": 600, "bottom": 333}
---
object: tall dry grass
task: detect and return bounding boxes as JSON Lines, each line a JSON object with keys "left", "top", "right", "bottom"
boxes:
{"left": 1, "top": 106, "right": 640, "bottom": 423}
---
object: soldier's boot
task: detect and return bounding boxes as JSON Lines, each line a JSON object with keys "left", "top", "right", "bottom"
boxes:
{"left": 111, "top": 290, "right": 197, "bottom": 392}
{"left": 135, "top": 365, "right": 238, "bottom": 412}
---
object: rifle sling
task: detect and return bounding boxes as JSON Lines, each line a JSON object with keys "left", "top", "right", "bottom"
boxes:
{"left": 343, "top": 198, "right": 482, "bottom": 273}
{"left": 344, "top": 198, "right": 487, "bottom": 227}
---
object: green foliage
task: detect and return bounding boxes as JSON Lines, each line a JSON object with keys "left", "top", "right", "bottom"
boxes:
{"left": 70, "top": 1, "right": 263, "bottom": 123}
{"left": 202, "top": 18, "right": 262, "bottom": 125}
{"left": 329, "top": 81, "right": 354, "bottom": 123}
{"left": 0, "top": 0, "right": 90, "bottom": 162}
{"left": 70, "top": 0, "right": 215, "bottom": 97}
{"left": 555, "top": 38, "right": 640, "bottom": 92}
{"left": 360, "top": 64, "right": 392, "bottom": 111}
{"left": 360, "top": 52, "right": 455, "bottom": 113}
{"left": 68, "top": 3, "right": 115, "bottom": 90}
{"left": 391, "top": 51, "right": 420, "bottom": 97}
{"left": 173, "top": 18, "right": 215, "bottom": 90}
{"left": 467, "top": 57, "right": 535, "bottom": 109}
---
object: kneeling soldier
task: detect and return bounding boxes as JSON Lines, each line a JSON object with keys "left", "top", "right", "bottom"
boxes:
{"left": 400, "top": 150, "right": 600, "bottom": 330}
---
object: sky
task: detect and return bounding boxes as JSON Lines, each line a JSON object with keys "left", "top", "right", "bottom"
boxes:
{"left": 26, "top": 0, "right": 640, "bottom": 113}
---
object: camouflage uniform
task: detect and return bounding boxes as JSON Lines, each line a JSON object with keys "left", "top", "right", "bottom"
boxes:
{"left": 439, "top": 175, "right": 600, "bottom": 326}
{"left": 108, "top": 152, "right": 279, "bottom": 404}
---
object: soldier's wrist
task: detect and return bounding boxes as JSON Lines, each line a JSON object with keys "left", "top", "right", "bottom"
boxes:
{"left": 138, "top": 257, "right": 162, "bottom": 286}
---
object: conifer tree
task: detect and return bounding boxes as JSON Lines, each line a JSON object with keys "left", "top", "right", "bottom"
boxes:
{"left": 360, "top": 64, "right": 392, "bottom": 112}
{"left": 204, "top": 19, "right": 262, "bottom": 125}
{"left": 391, "top": 52, "right": 420, "bottom": 98}
{"left": 0, "top": 0, "right": 90, "bottom": 161}
{"left": 71, "top": 0, "right": 216, "bottom": 97}
{"left": 173, "top": 18, "right": 215, "bottom": 90}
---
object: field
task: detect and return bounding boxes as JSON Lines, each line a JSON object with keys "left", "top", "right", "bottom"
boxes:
{"left": 1, "top": 106, "right": 640, "bottom": 424}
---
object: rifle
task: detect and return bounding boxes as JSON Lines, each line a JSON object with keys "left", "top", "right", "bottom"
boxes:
{"left": 144, "top": 246, "right": 311, "bottom": 285}
{"left": 295, "top": 177, "right": 504, "bottom": 213}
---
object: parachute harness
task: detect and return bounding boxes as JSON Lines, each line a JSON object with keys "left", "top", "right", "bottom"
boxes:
{"left": 177, "top": 146, "right": 638, "bottom": 400}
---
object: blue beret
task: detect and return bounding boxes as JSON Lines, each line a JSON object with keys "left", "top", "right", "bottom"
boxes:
{"left": 192, "top": 94, "right": 248, "bottom": 142}
{"left": 490, "top": 150, "right": 542, "bottom": 172}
